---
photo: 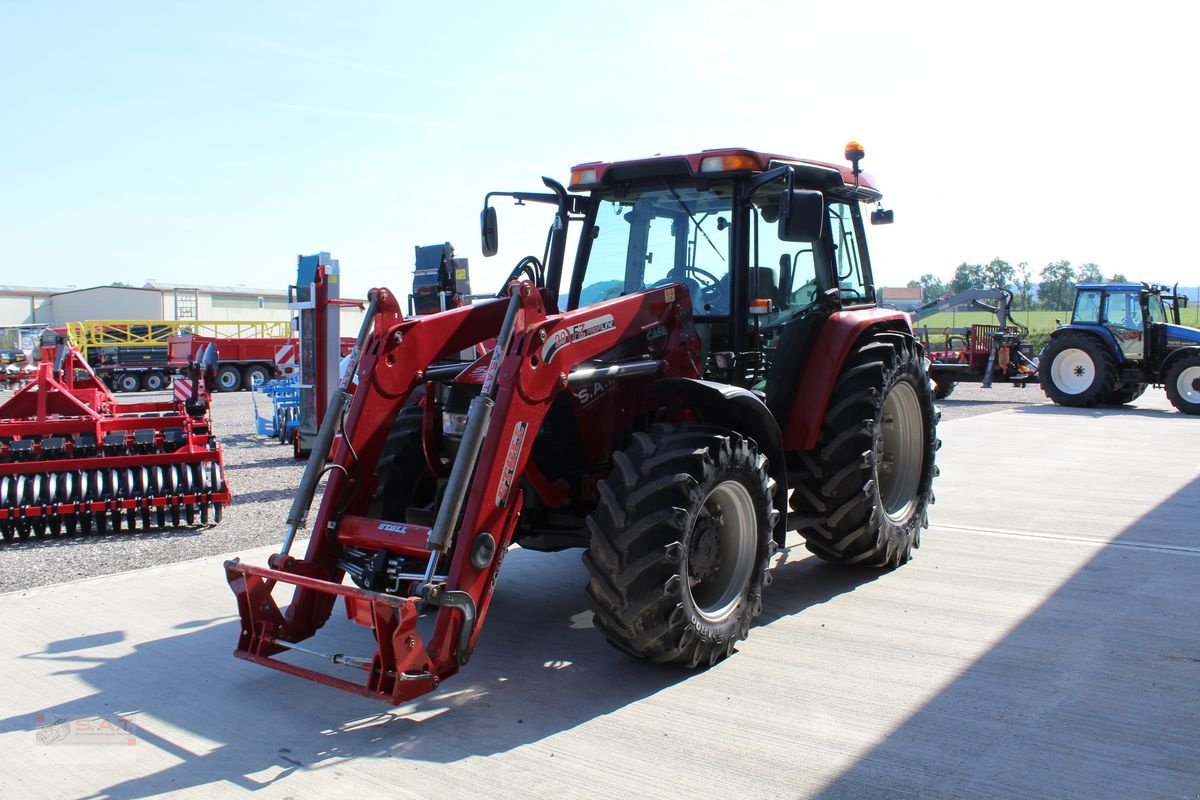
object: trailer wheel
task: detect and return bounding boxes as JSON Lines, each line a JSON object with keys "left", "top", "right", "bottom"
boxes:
{"left": 215, "top": 365, "right": 242, "bottom": 392}
{"left": 1038, "top": 332, "right": 1116, "bottom": 407}
{"left": 115, "top": 373, "right": 141, "bottom": 393}
{"left": 1103, "top": 382, "right": 1147, "bottom": 406}
{"left": 1165, "top": 354, "right": 1200, "bottom": 415}
{"left": 242, "top": 364, "right": 272, "bottom": 390}
{"left": 789, "top": 333, "right": 938, "bottom": 568}
{"left": 142, "top": 372, "right": 167, "bottom": 392}
{"left": 583, "top": 424, "right": 775, "bottom": 667}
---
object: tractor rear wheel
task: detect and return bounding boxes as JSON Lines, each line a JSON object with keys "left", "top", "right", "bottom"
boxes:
{"left": 1039, "top": 332, "right": 1116, "bottom": 407}
{"left": 1165, "top": 354, "right": 1200, "bottom": 415}
{"left": 583, "top": 424, "right": 776, "bottom": 667}
{"left": 789, "top": 333, "right": 938, "bottom": 568}
{"left": 1103, "top": 382, "right": 1147, "bottom": 406}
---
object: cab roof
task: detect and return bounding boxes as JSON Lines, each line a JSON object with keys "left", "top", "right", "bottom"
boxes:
{"left": 568, "top": 147, "right": 882, "bottom": 201}
{"left": 1077, "top": 283, "right": 1164, "bottom": 292}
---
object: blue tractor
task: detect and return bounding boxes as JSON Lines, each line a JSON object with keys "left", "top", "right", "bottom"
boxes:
{"left": 1039, "top": 283, "right": 1200, "bottom": 413}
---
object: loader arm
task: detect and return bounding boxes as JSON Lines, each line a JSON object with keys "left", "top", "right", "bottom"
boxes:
{"left": 225, "top": 280, "right": 701, "bottom": 703}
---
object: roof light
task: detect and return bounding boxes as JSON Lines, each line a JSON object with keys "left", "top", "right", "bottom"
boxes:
{"left": 844, "top": 141, "right": 865, "bottom": 162}
{"left": 699, "top": 154, "right": 760, "bottom": 173}
{"left": 570, "top": 168, "right": 598, "bottom": 187}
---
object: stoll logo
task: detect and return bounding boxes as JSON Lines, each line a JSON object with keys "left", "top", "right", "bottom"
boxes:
{"left": 34, "top": 714, "right": 139, "bottom": 764}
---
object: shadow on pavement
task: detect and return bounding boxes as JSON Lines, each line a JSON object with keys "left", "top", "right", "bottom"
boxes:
{"left": 1, "top": 537, "right": 884, "bottom": 798}
{"left": 810, "top": 477, "right": 1200, "bottom": 799}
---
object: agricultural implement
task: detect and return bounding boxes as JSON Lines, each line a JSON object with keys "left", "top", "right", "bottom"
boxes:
{"left": 225, "top": 144, "right": 939, "bottom": 705}
{"left": 0, "top": 333, "right": 231, "bottom": 540}
{"left": 912, "top": 287, "right": 1038, "bottom": 399}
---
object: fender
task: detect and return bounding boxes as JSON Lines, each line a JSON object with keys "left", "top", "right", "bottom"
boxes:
{"left": 655, "top": 377, "right": 787, "bottom": 546}
{"left": 1160, "top": 345, "right": 1200, "bottom": 379}
{"left": 781, "top": 307, "right": 911, "bottom": 452}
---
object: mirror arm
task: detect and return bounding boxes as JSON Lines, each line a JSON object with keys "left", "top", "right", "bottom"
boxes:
{"left": 741, "top": 165, "right": 793, "bottom": 202}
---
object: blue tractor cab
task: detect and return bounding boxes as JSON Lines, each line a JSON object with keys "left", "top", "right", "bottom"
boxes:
{"left": 1039, "top": 282, "right": 1200, "bottom": 413}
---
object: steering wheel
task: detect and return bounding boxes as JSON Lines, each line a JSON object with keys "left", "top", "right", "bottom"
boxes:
{"left": 497, "top": 255, "right": 543, "bottom": 297}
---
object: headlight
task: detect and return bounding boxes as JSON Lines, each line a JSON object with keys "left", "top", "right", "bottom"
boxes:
{"left": 442, "top": 411, "right": 469, "bottom": 437}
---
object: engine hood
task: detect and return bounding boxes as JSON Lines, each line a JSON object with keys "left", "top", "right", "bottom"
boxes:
{"left": 1164, "top": 323, "right": 1200, "bottom": 347}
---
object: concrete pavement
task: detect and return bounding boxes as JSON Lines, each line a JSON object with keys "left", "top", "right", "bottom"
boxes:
{"left": 1, "top": 393, "right": 1197, "bottom": 799}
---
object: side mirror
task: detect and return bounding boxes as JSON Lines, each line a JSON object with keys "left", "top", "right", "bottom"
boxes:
{"left": 777, "top": 190, "right": 824, "bottom": 243}
{"left": 1178, "top": 296, "right": 1189, "bottom": 309}
{"left": 481, "top": 206, "right": 499, "bottom": 257}
{"left": 870, "top": 208, "right": 894, "bottom": 225}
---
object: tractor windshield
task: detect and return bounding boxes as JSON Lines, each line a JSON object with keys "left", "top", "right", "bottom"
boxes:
{"left": 577, "top": 183, "right": 733, "bottom": 315}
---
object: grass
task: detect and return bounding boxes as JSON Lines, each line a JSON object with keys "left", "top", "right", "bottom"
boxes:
{"left": 912, "top": 309, "right": 1065, "bottom": 334}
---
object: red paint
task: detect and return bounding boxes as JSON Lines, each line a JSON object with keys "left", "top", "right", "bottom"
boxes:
{"left": 570, "top": 147, "right": 880, "bottom": 195}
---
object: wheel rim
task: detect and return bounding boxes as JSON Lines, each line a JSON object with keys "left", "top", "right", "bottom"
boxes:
{"left": 1051, "top": 348, "right": 1095, "bottom": 395}
{"left": 1177, "top": 365, "right": 1200, "bottom": 403}
{"left": 119, "top": 375, "right": 139, "bottom": 391}
{"left": 877, "top": 380, "right": 923, "bottom": 524}
{"left": 219, "top": 371, "right": 237, "bottom": 389}
{"left": 686, "top": 479, "right": 756, "bottom": 623}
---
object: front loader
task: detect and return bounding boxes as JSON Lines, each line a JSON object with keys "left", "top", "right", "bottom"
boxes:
{"left": 225, "top": 144, "right": 940, "bottom": 703}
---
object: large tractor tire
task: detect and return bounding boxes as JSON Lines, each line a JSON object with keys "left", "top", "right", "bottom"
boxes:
{"left": 583, "top": 424, "right": 776, "bottom": 668}
{"left": 789, "top": 332, "right": 938, "bottom": 568}
{"left": 1165, "top": 354, "right": 1200, "bottom": 415}
{"left": 1102, "top": 382, "right": 1147, "bottom": 406}
{"left": 1038, "top": 332, "right": 1117, "bottom": 407}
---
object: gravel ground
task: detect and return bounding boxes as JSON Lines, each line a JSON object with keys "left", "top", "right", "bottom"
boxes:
{"left": 0, "top": 378, "right": 1054, "bottom": 593}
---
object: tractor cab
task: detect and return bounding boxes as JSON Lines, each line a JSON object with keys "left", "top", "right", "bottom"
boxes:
{"left": 483, "top": 145, "right": 896, "bottom": 417}
{"left": 1068, "top": 283, "right": 1186, "bottom": 369}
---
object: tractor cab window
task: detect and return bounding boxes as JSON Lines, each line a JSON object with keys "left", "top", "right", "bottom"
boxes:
{"left": 1103, "top": 291, "right": 1142, "bottom": 329}
{"left": 576, "top": 184, "right": 732, "bottom": 315}
{"left": 1073, "top": 290, "right": 1102, "bottom": 323}
{"left": 828, "top": 201, "right": 870, "bottom": 304}
{"left": 1147, "top": 294, "right": 1168, "bottom": 324}
{"left": 747, "top": 194, "right": 820, "bottom": 318}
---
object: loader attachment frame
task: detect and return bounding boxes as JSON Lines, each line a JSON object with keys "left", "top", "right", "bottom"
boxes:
{"left": 225, "top": 279, "right": 700, "bottom": 703}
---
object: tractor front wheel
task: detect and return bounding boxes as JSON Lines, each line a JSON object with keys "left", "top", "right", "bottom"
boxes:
{"left": 584, "top": 424, "right": 776, "bottom": 667}
{"left": 1038, "top": 333, "right": 1116, "bottom": 407}
{"left": 1165, "top": 354, "right": 1200, "bottom": 415}
{"left": 789, "top": 333, "right": 938, "bottom": 568}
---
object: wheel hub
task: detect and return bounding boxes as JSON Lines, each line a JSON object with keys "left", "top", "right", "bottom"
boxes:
{"left": 688, "top": 510, "right": 723, "bottom": 583}
{"left": 1051, "top": 347, "right": 1095, "bottom": 395}
{"left": 685, "top": 480, "right": 757, "bottom": 624}
{"left": 877, "top": 380, "right": 923, "bottom": 524}
{"left": 1178, "top": 365, "right": 1200, "bottom": 403}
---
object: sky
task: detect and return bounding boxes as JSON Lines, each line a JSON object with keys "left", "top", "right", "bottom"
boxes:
{"left": 2, "top": 1, "right": 1198, "bottom": 300}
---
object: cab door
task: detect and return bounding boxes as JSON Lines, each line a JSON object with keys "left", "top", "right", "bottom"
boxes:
{"left": 1102, "top": 290, "right": 1144, "bottom": 361}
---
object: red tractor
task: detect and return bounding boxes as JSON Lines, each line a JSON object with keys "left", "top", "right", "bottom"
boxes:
{"left": 226, "top": 143, "right": 940, "bottom": 703}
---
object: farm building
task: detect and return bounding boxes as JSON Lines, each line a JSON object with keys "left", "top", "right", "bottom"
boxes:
{"left": 0, "top": 281, "right": 366, "bottom": 341}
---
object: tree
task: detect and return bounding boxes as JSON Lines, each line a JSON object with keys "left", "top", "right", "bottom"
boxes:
{"left": 950, "top": 262, "right": 986, "bottom": 293}
{"left": 982, "top": 257, "right": 1015, "bottom": 291}
{"left": 1110, "top": 272, "right": 1128, "bottom": 282}
{"left": 907, "top": 273, "right": 946, "bottom": 301}
{"left": 1076, "top": 263, "right": 1103, "bottom": 284}
{"left": 1038, "top": 260, "right": 1076, "bottom": 310}
{"left": 1015, "top": 262, "right": 1034, "bottom": 310}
